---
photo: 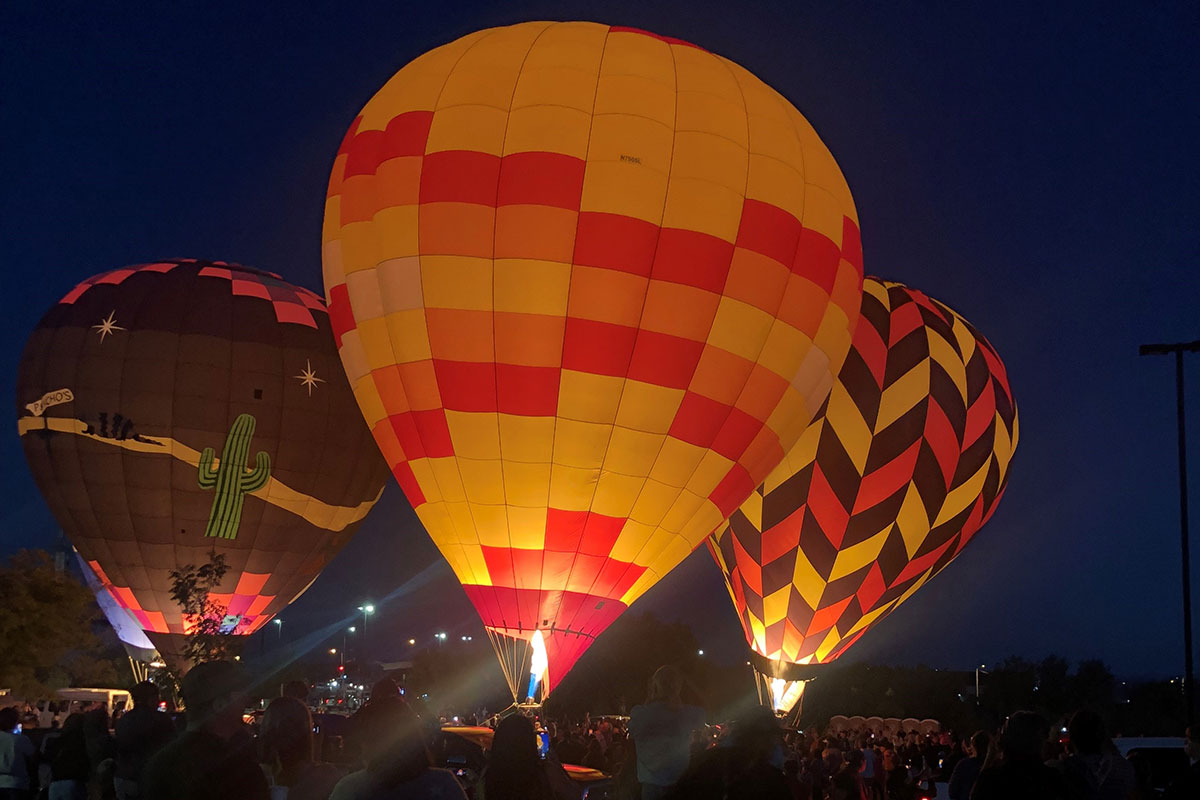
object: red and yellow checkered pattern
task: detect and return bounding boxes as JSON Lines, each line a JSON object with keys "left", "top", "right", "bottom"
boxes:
{"left": 324, "top": 22, "right": 863, "bottom": 687}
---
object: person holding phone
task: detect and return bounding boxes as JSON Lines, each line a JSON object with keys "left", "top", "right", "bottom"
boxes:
{"left": 0, "top": 706, "right": 35, "bottom": 800}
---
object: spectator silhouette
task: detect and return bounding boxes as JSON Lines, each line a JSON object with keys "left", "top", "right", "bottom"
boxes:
{"left": 0, "top": 706, "right": 35, "bottom": 799}
{"left": 47, "top": 713, "right": 89, "bottom": 800}
{"left": 141, "top": 660, "right": 268, "bottom": 800}
{"left": 282, "top": 681, "right": 311, "bottom": 703}
{"left": 666, "top": 705, "right": 790, "bottom": 800}
{"left": 946, "top": 730, "right": 988, "bottom": 800}
{"left": 628, "top": 666, "right": 705, "bottom": 800}
{"left": 329, "top": 696, "right": 464, "bottom": 799}
{"left": 479, "top": 714, "right": 576, "bottom": 800}
{"left": 970, "top": 711, "right": 1072, "bottom": 800}
{"left": 114, "top": 681, "right": 176, "bottom": 800}
{"left": 1163, "top": 725, "right": 1199, "bottom": 800}
{"left": 259, "top": 696, "right": 343, "bottom": 800}
{"left": 1057, "top": 709, "right": 1136, "bottom": 800}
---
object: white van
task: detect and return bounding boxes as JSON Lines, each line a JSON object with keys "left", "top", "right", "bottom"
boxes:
{"left": 54, "top": 688, "right": 132, "bottom": 719}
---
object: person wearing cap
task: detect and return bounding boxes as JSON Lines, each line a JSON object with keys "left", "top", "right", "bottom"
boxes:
{"left": 141, "top": 661, "right": 269, "bottom": 800}
{"left": 113, "top": 681, "right": 176, "bottom": 800}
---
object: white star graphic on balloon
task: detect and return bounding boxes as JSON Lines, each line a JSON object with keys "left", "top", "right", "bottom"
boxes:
{"left": 92, "top": 311, "right": 125, "bottom": 343}
{"left": 294, "top": 359, "right": 325, "bottom": 396}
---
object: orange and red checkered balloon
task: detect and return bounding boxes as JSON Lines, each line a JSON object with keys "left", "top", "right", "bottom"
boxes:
{"left": 709, "top": 279, "right": 1018, "bottom": 675}
{"left": 323, "top": 21, "right": 864, "bottom": 694}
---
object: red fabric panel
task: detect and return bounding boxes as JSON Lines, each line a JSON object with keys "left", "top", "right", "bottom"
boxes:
{"left": 573, "top": 212, "right": 659, "bottom": 277}
{"left": 736, "top": 199, "right": 803, "bottom": 268}
{"left": 419, "top": 150, "right": 502, "bottom": 205}
{"left": 627, "top": 331, "right": 705, "bottom": 390}
{"left": 497, "top": 152, "right": 586, "bottom": 210}
{"left": 561, "top": 318, "right": 637, "bottom": 377}
{"left": 496, "top": 364, "right": 560, "bottom": 416}
{"left": 651, "top": 228, "right": 733, "bottom": 294}
{"left": 433, "top": 360, "right": 497, "bottom": 412}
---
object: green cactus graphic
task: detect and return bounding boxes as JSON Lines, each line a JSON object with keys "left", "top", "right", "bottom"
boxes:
{"left": 197, "top": 414, "right": 271, "bottom": 540}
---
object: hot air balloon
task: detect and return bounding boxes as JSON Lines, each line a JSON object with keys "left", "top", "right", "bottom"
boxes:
{"left": 708, "top": 279, "right": 1018, "bottom": 713}
{"left": 323, "top": 21, "right": 865, "bottom": 700}
{"left": 17, "top": 259, "right": 390, "bottom": 670}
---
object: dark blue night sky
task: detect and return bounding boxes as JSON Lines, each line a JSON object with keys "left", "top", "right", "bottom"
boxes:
{"left": 2, "top": 1, "right": 1197, "bottom": 679}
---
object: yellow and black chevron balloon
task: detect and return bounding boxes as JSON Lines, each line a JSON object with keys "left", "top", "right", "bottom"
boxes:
{"left": 708, "top": 278, "right": 1018, "bottom": 672}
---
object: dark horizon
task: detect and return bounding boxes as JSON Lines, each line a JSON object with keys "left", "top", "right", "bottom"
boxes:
{"left": 2, "top": 2, "right": 1197, "bottom": 682}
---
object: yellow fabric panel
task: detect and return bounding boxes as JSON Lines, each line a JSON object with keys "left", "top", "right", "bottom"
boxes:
{"left": 587, "top": 113, "right": 674, "bottom": 176}
{"left": 375, "top": 257, "right": 424, "bottom": 313}
{"left": 557, "top": 371, "right": 623, "bottom": 424}
{"left": 610, "top": 519, "right": 655, "bottom": 563}
{"left": 765, "top": 419, "right": 822, "bottom": 494}
{"left": 593, "top": 74, "right": 676, "bottom": 128}
{"left": 875, "top": 359, "right": 931, "bottom": 433}
{"left": 601, "top": 30, "right": 675, "bottom": 88}
{"left": 708, "top": 297, "right": 776, "bottom": 363}
{"left": 659, "top": 489, "right": 705, "bottom": 534}
{"left": 789, "top": 106, "right": 858, "bottom": 225}
{"left": 346, "top": 265, "right": 390, "bottom": 324}
{"left": 409, "top": 459, "right": 443, "bottom": 504}
{"left": 354, "top": 317, "right": 395, "bottom": 371}
{"left": 511, "top": 68, "right": 601, "bottom": 115}
{"left": 799, "top": 183, "right": 847, "bottom": 249}
{"left": 763, "top": 584, "right": 792, "bottom": 628}
{"left": 371, "top": 205, "right": 421, "bottom": 261}
{"left": 614, "top": 381, "right": 684, "bottom": 435}
{"left": 896, "top": 486, "right": 931, "bottom": 559}
{"left": 648, "top": 438, "right": 707, "bottom": 488}
{"left": 457, "top": 459, "right": 506, "bottom": 505}
{"left": 382, "top": 310, "right": 432, "bottom": 364}
{"left": 468, "top": 502, "right": 511, "bottom": 547}
{"left": 791, "top": 549, "right": 826, "bottom": 610}
{"left": 493, "top": 259, "right": 570, "bottom": 315}
{"left": 519, "top": 21, "right": 608, "bottom": 80}
{"left": 933, "top": 462, "right": 990, "bottom": 527}
{"left": 813, "top": 625, "right": 844, "bottom": 663}
{"left": 357, "top": 28, "right": 492, "bottom": 131}
{"left": 591, "top": 471, "right": 643, "bottom": 518}
{"left": 744, "top": 153, "right": 806, "bottom": 221}
{"left": 353, "top": 376, "right": 387, "bottom": 429}
{"left": 661, "top": 177, "right": 744, "bottom": 241}
{"left": 338, "top": 219, "right": 379, "bottom": 275}
{"left": 748, "top": 608, "right": 768, "bottom": 653}
{"left": 677, "top": 501, "right": 724, "bottom": 544}
{"left": 420, "top": 256, "right": 493, "bottom": 311}
{"left": 603, "top": 427, "right": 667, "bottom": 477}
{"left": 578, "top": 161, "right": 670, "bottom": 223}
{"left": 813, "top": 297, "right": 854, "bottom": 363}
{"left": 548, "top": 462, "right": 598, "bottom": 511}
{"left": 686, "top": 450, "right": 737, "bottom": 496}
{"left": 446, "top": 411, "right": 501, "bottom": 460}
{"left": 629, "top": 479, "right": 682, "bottom": 527}
{"left": 757, "top": 322, "right": 811, "bottom": 387}
{"left": 502, "top": 461, "right": 552, "bottom": 508}
{"left": 824, "top": 381, "right": 873, "bottom": 474}
{"left": 503, "top": 105, "right": 592, "bottom": 158}
{"left": 506, "top": 506, "right": 548, "bottom": 549}
{"left": 675, "top": 89, "right": 748, "bottom": 150}
{"left": 740, "top": 490, "right": 764, "bottom": 531}
{"left": 844, "top": 600, "right": 897, "bottom": 638}
{"left": 497, "top": 414, "right": 555, "bottom": 463}
{"left": 951, "top": 317, "right": 977, "bottom": 365}
{"left": 671, "top": 130, "right": 748, "bottom": 197}
{"left": 434, "top": 22, "right": 552, "bottom": 111}
{"left": 552, "top": 419, "right": 612, "bottom": 468}
{"left": 828, "top": 525, "right": 892, "bottom": 582}
{"left": 425, "top": 105, "right": 509, "bottom": 155}
{"left": 429, "top": 457, "right": 468, "bottom": 503}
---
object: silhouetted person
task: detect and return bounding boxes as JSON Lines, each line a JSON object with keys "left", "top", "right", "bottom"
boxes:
{"left": 259, "top": 696, "right": 343, "bottom": 800}
{"left": 114, "top": 681, "right": 175, "bottom": 800}
{"left": 970, "top": 711, "right": 1072, "bottom": 800}
{"left": 1163, "top": 725, "right": 1200, "bottom": 800}
{"left": 282, "top": 681, "right": 311, "bottom": 704}
{"left": 479, "top": 714, "right": 576, "bottom": 800}
{"left": 666, "top": 705, "right": 791, "bottom": 800}
{"left": 0, "top": 706, "right": 35, "bottom": 799}
{"left": 628, "top": 666, "right": 705, "bottom": 800}
{"left": 329, "top": 696, "right": 464, "bottom": 799}
{"left": 141, "top": 661, "right": 269, "bottom": 800}
{"left": 46, "top": 713, "right": 90, "bottom": 800}
{"left": 1057, "top": 709, "right": 1136, "bottom": 800}
{"left": 948, "top": 731, "right": 989, "bottom": 800}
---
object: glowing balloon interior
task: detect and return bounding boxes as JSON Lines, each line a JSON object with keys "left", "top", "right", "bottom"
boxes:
{"left": 324, "top": 20, "right": 865, "bottom": 698}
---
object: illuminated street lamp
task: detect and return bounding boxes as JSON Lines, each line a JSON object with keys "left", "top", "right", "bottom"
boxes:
{"left": 408, "top": 638, "right": 416, "bottom": 646}
{"left": 273, "top": 618, "right": 283, "bottom": 642}
{"left": 357, "top": 604, "right": 375, "bottom": 657}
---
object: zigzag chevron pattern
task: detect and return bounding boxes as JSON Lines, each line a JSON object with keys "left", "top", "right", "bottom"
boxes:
{"left": 709, "top": 278, "right": 1018, "bottom": 668}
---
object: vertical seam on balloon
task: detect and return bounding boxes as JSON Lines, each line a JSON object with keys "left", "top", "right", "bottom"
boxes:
{"left": 380, "top": 28, "right": 498, "bottom": 600}
{"left": 486, "top": 21, "right": 557, "bottom": 643}
{"left": 579, "top": 47, "right": 756, "bottom": 632}
{"left": 554, "top": 28, "right": 677, "bottom": 643}
{"left": 537, "top": 24, "right": 613, "bottom": 647}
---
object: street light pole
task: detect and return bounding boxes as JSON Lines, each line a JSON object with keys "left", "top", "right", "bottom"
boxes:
{"left": 1140, "top": 339, "right": 1200, "bottom": 727}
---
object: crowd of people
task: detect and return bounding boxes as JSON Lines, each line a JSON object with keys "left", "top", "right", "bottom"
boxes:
{"left": 0, "top": 661, "right": 1197, "bottom": 800}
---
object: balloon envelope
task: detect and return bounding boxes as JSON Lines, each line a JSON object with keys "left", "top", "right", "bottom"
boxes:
{"left": 323, "top": 21, "right": 865, "bottom": 694}
{"left": 710, "top": 279, "right": 1017, "bottom": 676}
{"left": 17, "top": 260, "right": 390, "bottom": 664}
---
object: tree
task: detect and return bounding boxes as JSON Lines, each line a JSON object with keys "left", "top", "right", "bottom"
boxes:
{"left": 0, "top": 549, "right": 118, "bottom": 696}
{"left": 168, "top": 551, "right": 242, "bottom": 665}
